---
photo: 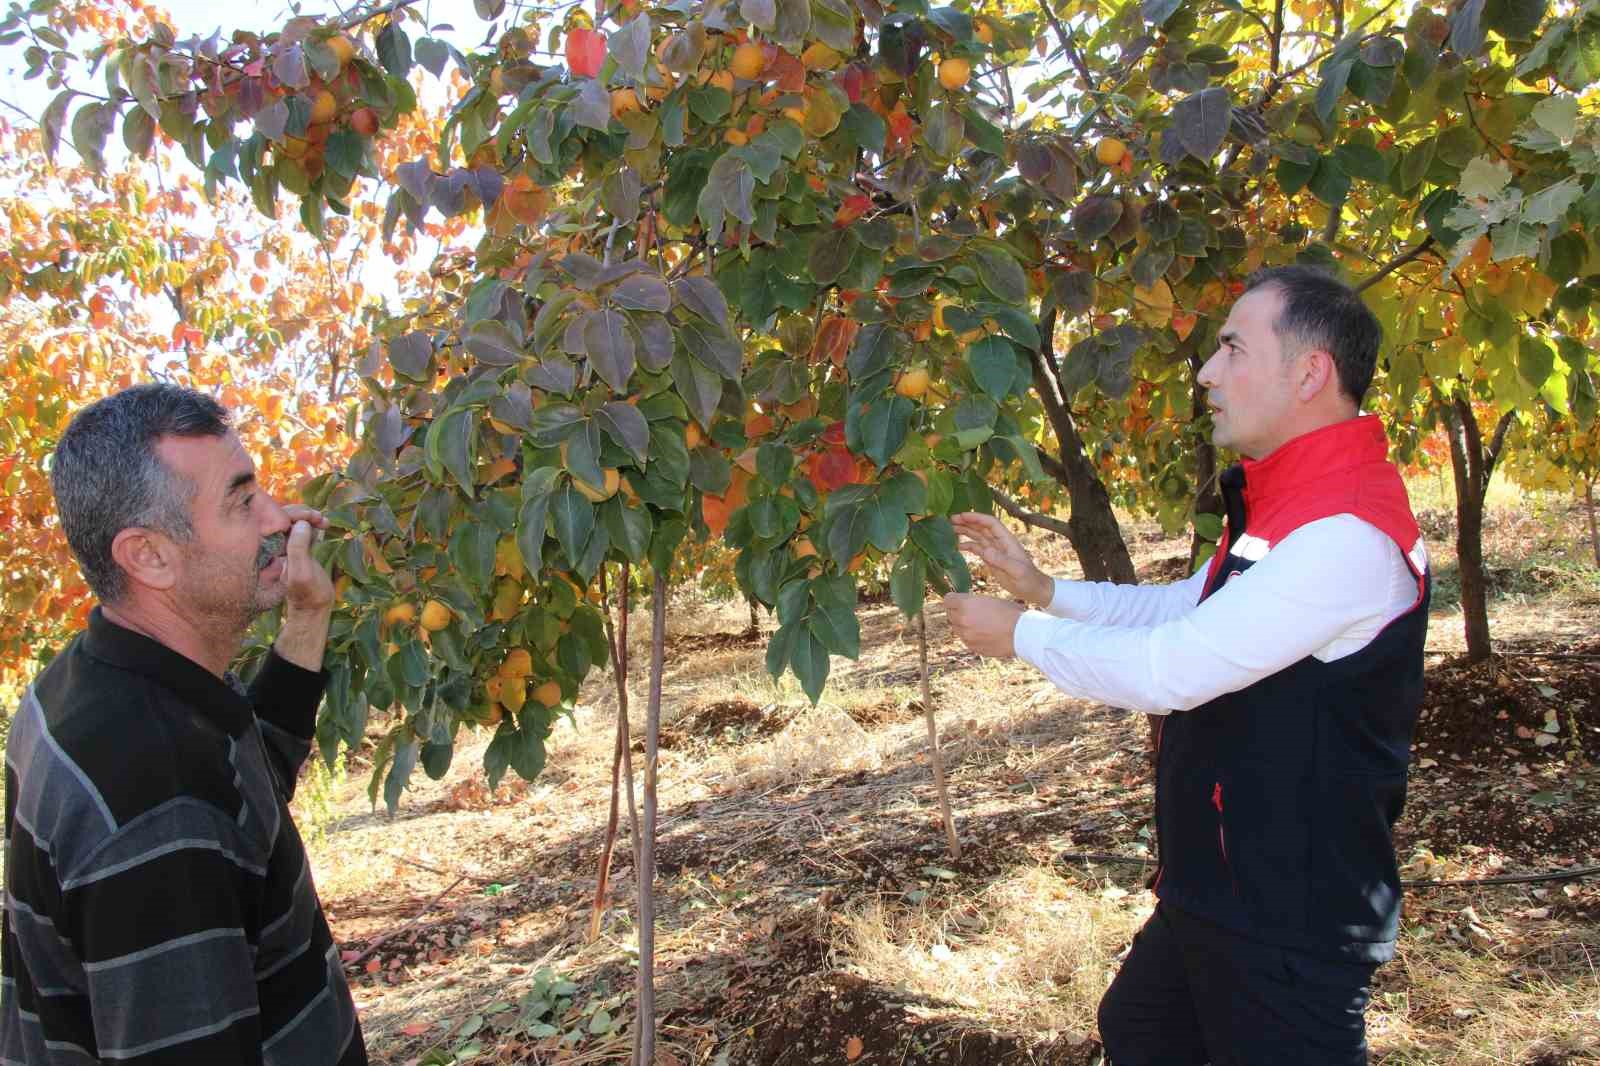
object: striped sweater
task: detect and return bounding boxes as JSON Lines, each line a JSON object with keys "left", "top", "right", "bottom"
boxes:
{"left": 1, "top": 609, "right": 366, "bottom": 1065}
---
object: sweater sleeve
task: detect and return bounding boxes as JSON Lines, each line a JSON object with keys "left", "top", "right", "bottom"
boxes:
{"left": 245, "top": 651, "right": 326, "bottom": 802}
{"left": 61, "top": 800, "right": 264, "bottom": 1065}
{"left": 1012, "top": 516, "right": 1411, "bottom": 714}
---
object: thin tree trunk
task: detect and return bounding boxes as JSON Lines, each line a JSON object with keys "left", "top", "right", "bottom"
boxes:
{"left": 917, "top": 610, "right": 960, "bottom": 859}
{"left": 633, "top": 570, "right": 668, "bottom": 1066}
{"left": 1028, "top": 309, "right": 1138, "bottom": 584}
{"left": 590, "top": 563, "right": 639, "bottom": 943}
{"left": 745, "top": 596, "right": 760, "bottom": 636}
{"left": 1586, "top": 478, "right": 1598, "bottom": 568}
{"left": 1443, "top": 396, "right": 1513, "bottom": 663}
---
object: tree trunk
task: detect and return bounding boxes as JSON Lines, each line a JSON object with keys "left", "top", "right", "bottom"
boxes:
{"left": 917, "top": 610, "right": 960, "bottom": 859}
{"left": 1029, "top": 309, "right": 1137, "bottom": 585}
{"left": 633, "top": 570, "right": 668, "bottom": 1066}
{"left": 1442, "top": 396, "right": 1513, "bottom": 663}
{"left": 1586, "top": 478, "right": 1598, "bottom": 568}
{"left": 1188, "top": 353, "right": 1223, "bottom": 573}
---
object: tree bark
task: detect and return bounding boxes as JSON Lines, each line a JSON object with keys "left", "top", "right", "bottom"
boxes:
{"left": 917, "top": 610, "right": 960, "bottom": 859}
{"left": 1443, "top": 396, "right": 1513, "bottom": 662}
{"left": 633, "top": 570, "right": 668, "bottom": 1066}
{"left": 1028, "top": 310, "right": 1138, "bottom": 584}
{"left": 1586, "top": 478, "right": 1598, "bottom": 568}
{"left": 590, "top": 563, "right": 640, "bottom": 944}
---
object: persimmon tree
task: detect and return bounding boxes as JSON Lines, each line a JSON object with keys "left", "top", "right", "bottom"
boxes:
{"left": 19, "top": 0, "right": 1600, "bottom": 1052}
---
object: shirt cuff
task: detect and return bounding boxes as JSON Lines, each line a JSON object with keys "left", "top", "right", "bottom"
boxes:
{"left": 1012, "top": 609, "right": 1063, "bottom": 673}
{"left": 246, "top": 650, "right": 328, "bottom": 739}
{"left": 1045, "top": 578, "right": 1084, "bottom": 618}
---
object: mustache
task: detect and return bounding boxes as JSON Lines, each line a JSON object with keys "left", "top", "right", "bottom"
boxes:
{"left": 256, "top": 531, "right": 287, "bottom": 572}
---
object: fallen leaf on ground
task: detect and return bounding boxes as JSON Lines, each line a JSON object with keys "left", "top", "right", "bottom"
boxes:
{"left": 846, "top": 1035, "right": 864, "bottom": 1061}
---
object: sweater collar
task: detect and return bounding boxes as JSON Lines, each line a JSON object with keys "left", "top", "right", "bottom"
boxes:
{"left": 1236, "top": 414, "right": 1390, "bottom": 505}
{"left": 81, "top": 607, "right": 254, "bottom": 735}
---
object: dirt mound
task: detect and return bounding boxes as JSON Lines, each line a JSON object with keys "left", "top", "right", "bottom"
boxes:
{"left": 658, "top": 698, "right": 794, "bottom": 749}
{"left": 1414, "top": 641, "right": 1600, "bottom": 766}
{"left": 734, "top": 972, "right": 1098, "bottom": 1066}
{"left": 1394, "top": 640, "right": 1600, "bottom": 867}
{"left": 664, "top": 628, "right": 765, "bottom": 655}
{"left": 1137, "top": 554, "right": 1192, "bottom": 583}
{"left": 844, "top": 695, "right": 922, "bottom": 728}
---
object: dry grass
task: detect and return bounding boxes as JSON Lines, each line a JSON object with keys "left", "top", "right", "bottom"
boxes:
{"left": 833, "top": 865, "right": 1149, "bottom": 1042}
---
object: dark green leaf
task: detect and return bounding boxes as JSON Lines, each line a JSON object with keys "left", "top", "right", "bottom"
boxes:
{"left": 583, "top": 309, "right": 636, "bottom": 391}
{"left": 551, "top": 485, "right": 595, "bottom": 568}
{"left": 1172, "top": 86, "right": 1231, "bottom": 159}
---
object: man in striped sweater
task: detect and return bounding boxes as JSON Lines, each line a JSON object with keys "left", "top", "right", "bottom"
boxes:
{"left": 2, "top": 384, "right": 366, "bottom": 1064}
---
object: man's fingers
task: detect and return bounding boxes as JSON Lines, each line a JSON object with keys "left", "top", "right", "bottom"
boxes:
{"left": 282, "top": 504, "right": 327, "bottom": 529}
{"left": 286, "top": 520, "right": 312, "bottom": 556}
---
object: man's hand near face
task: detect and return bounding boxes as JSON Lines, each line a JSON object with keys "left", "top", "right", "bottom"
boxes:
{"left": 274, "top": 505, "right": 334, "bottom": 672}
{"left": 942, "top": 592, "right": 1025, "bottom": 658}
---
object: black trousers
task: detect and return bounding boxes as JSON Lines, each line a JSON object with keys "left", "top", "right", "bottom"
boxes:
{"left": 1098, "top": 903, "right": 1378, "bottom": 1066}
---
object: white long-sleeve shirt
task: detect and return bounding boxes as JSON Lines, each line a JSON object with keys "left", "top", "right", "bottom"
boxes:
{"left": 1010, "top": 514, "right": 1424, "bottom": 715}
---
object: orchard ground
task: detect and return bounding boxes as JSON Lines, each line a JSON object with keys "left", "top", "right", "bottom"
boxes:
{"left": 301, "top": 479, "right": 1600, "bottom": 1066}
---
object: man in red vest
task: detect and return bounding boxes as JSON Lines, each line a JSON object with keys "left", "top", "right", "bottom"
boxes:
{"left": 945, "top": 266, "right": 1429, "bottom": 1065}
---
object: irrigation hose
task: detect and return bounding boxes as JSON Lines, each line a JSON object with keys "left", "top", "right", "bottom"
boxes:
{"left": 1055, "top": 852, "right": 1600, "bottom": 889}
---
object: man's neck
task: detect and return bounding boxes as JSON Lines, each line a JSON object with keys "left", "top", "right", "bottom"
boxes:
{"left": 100, "top": 598, "right": 243, "bottom": 679}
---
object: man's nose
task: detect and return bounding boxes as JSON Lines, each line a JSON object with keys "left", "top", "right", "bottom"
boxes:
{"left": 261, "top": 494, "right": 291, "bottom": 534}
{"left": 1197, "top": 352, "right": 1221, "bottom": 388}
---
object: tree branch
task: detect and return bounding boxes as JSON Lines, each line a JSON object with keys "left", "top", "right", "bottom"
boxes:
{"left": 1269, "top": 0, "right": 1286, "bottom": 77}
{"left": 1356, "top": 235, "right": 1436, "bottom": 293}
{"left": 1034, "top": 0, "right": 1096, "bottom": 90}
{"left": 338, "top": 0, "right": 425, "bottom": 31}
{"left": 1484, "top": 409, "right": 1515, "bottom": 480}
{"left": 992, "top": 487, "right": 1074, "bottom": 540}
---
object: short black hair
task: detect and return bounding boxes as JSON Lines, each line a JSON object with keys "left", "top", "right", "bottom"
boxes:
{"left": 51, "top": 384, "right": 232, "bottom": 602}
{"left": 1243, "top": 266, "right": 1382, "bottom": 405}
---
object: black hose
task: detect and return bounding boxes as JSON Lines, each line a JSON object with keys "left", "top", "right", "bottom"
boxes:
{"left": 1055, "top": 852, "right": 1600, "bottom": 889}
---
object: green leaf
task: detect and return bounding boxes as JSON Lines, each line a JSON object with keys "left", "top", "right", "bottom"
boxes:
{"left": 890, "top": 550, "right": 926, "bottom": 619}
{"left": 1531, "top": 94, "right": 1578, "bottom": 140}
{"left": 757, "top": 442, "right": 793, "bottom": 484}
{"left": 826, "top": 503, "right": 871, "bottom": 564}
{"left": 671, "top": 349, "right": 723, "bottom": 429}
{"left": 863, "top": 496, "right": 910, "bottom": 552}
{"left": 809, "top": 228, "right": 858, "bottom": 286}
{"left": 449, "top": 521, "right": 497, "bottom": 590}
{"left": 604, "top": 500, "right": 652, "bottom": 563}
{"left": 1171, "top": 86, "right": 1231, "bottom": 159}
{"left": 384, "top": 739, "right": 418, "bottom": 814}
{"left": 687, "top": 85, "right": 732, "bottom": 124}
{"left": 968, "top": 335, "right": 1021, "bottom": 398}
{"left": 1458, "top": 155, "right": 1513, "bottom": 199}
{"left": 583, "top": 309, "right": 636, "bottom": 391}
{"left": 847, "top": 322, "right": 899, "bottom": 379}
{"left": 677, "top": 316, "right": 743, "bottom": 378}
{"left": 860, "top": 395, "right": 915, "bottom": 468}
{"left": 839, "top": 102, "right": 887, "bottom": 154}
{"left": 595, "top": 401, "right": 650, "bottom": 464}
{"left": 389, "top": 332, "right": 433, "bottom": 380}
{"left": 516, "top": 491, "right": 550, "bottom": 573}
{"left": 466, "top": 319, "right": 524, "bottom": 366}
{"left": 428, "top": 408, "right": 478, "bottom": 495}
{"left": 1073, "top": 195, "right": 1123, "bottom": 242}
{"left": 880, "top": 471, "right": 928, "bottom": 516}
{"left": 377, "top": 22, "right": 413, "bottom": 77}
{"left": 789, "top": 628, "right": 830, "bottom": 704}
{"left": 1307, "top": 156, "right": 1351, "bottom": 207}
{"left": 550, "top": 485, "right": 595, "bottom": 568}
{"left": 972, "top": 246, "right": 1028, "bottom": 303}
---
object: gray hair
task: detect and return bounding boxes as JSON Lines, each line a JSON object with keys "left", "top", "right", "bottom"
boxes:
{"left": 50, "top": 383, "right": 232, "bottom": 603}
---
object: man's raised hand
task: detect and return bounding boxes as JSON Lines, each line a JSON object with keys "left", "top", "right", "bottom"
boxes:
{"left": 950, "top": 512, "right": 1053, "bottom": 608}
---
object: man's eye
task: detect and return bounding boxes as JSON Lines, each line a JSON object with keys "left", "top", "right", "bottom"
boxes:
{"left": 243, "top": 494, "right": 254, "bottom": 508}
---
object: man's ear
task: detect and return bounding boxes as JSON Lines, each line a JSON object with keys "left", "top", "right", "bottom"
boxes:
{"left": 1297, "top": 348, "right": 1339, "bottom": 402}
{"left": 109, "top": 527, "right": 180, "bottom": 593}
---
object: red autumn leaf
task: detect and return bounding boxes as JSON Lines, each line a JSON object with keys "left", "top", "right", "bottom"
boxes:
{"left": 834, "top": 194, "right": 871, "bottom": 227}
{"left": 565, "top": 27, "right": 607, "bottom": 79}
{"left": 839, "top": 65, "right": 865, "bottom": 104}
{"left": 811, "top": 447, "right": 858, "bottom": 491}
{"left": 400, "top": 1022, "right": 432, "bottom": 1037}
{"left": 771, "top": 49, "right": 806, "bottom": 92}
{"left": 811, "top": 316, "right": 860, "bottom": 366}
{"left": 846, "top": 1035, "right": 865, "bottom": 1060}
{"left": 822, "top": 420, "right": 846, "bottom": 446}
